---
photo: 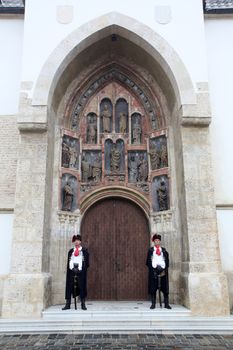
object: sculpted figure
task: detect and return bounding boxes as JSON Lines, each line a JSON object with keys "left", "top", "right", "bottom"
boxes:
{"left": 81, "top": 155, "right": 91, "bottom": 182}
{"left": 160, "top": 142, "right": 168, "bottom": 168}
{"left": 69, "top": 146, "right": 78, "bottom": 168}
{"left": 62, "top": 182, "right": 73, "bottom": 211}
{"left": 138, "top": 155, "right": 148, "bottom": 182}
{"left": 150, "top": 113, "right": 157, "bottom": 130}
{"left": 92, "top": 154, "right": 102, "bottom": 182}
{"left": 119, "top": 112, "right": 127, "bottom": 133}
{"left": 128, "top": 155, "right": 138, "bottom": 182}
{"left": 62, "top": 141, "right": 71, "bottom": 168}
{"left": 110, "top": 144, "right": 121, "bottom": 172}
{"left": 157, "top": 180, "right": 168, "bottom": 211}
{"left": 132, "top": 118, "right": 142, "bottom": 144}
{"left": 150, "top": 145, "right": 160, "bottom": 170}
{"left": 101, "top": 104, "right": 112, "bottom": 133}
{"left": 87, "top": 116, "right": 97, "bottom": 144}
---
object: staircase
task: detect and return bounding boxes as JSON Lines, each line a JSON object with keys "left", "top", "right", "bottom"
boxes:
{"left": 1, "top": 302, "right": 233, "bottom": 334}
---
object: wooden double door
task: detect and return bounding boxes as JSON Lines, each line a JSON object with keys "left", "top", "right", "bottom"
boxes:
{"left": 81, "top": 197, "right": 149, "bottom": 300}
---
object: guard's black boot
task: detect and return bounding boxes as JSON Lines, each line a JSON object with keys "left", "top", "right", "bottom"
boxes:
{"left": 150, "top": 294, "right": 156, "bottom": 309}
{"left": 62, "top": 299, "right": 71, "bottom": 310}
{"left": 164, "top": 296, "right": 172, "bottom": 309}
{"left": 81, "top": 299, "right": 87, "bottom": 310}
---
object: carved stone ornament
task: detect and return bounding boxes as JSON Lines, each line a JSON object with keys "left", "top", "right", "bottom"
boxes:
{"left": 71, "top": 68, "right": 158, "bottom": 131}
{"left": 61, "top": 174, "right": 78, "bottom": 212}
{"left": 81, "top": 151, "right": 102, "bottom": 183}
{"left": 61, "top": 135, "right": 79, "bottom": 169}
{"left": 152, "top": 175, "right": 169, "bottom": 212}
{"left": 150, "top": 136, "right": 168, "bottom": 170}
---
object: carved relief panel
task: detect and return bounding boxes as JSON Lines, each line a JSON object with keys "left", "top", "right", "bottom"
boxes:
{"left": 60, "top": 72, "right": 170, "bottom": 213}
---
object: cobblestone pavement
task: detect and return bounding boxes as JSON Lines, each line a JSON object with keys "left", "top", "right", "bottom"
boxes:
{"left": 0, "top": 334, "right": 233, "bottom": 350}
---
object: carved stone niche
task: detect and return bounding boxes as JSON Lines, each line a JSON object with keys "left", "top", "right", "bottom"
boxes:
{"left": 131, "top": 113, "right": 142, "bottom": 145}
{"left": 149, "top": 111, "right": 157, "bottom": 130}
{"left": 115, "top": 98, "right": 128, "bottom": 134}
{"left": 61, "top": 173, "right": 78, "bottom": 212}
{"left": 61, "top": 134, "right": 79, "bottom": 170}
{"left": 100, "top": 98, "right": 113, "bottom": 133}
{"left": 128, "top": 151, "right": 148, "bottom": 183}
{"left": 149, "top": 135, "right": 168, "bottom": 170}
{"left": 81, "top": 150, "right": 102, "bottom": 183}
{"left": 86, "top": 113, "right": 97, "bottom": 144}
{"left": 104, "top": 139, "right": 125, "bottom": 175}
{"left": 152, "top": 175, "right": 169, "bottom": 212}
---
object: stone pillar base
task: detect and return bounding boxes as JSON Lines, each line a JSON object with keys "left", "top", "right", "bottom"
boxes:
{"left": 182, "top": 272, "right": 230, "bottom": 316}
{"left": 1, "top": 273, "right": 52, "bottom": 318}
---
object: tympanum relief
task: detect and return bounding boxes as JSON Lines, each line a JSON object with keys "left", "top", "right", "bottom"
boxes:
{"left": 60, "top": 77, "right": 170, "bottom": 212}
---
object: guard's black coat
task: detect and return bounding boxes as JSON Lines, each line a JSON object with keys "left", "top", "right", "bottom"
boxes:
{"left": 64, "top": 247, "right": 89, "bottom": 300}
{"left": 146, "top": 247, "right": 169, "bottom": 296}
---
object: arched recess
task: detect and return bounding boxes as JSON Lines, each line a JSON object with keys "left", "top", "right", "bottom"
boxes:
{"left": 3, "top": 10, "right": 229, "bottom": 319}
{"left": 44, "top": 12, "right": 194, "bottom": 307}
{"left": 32, "top": 12, "right": 196, "bottom": 112}
{"left": 80, "top": 186, "right": 151, "bottom": 219}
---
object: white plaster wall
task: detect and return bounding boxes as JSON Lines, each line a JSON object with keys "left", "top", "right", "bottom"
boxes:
{"left": 0, "top": 213, "right": 14, "bottom": 274}
{"left": 205, "top": 18, "right": 233, "bottom": 205}
{"left": 0, "top": 18, "right": 24, "bottom": 115}
{"left": 22, "top": 0, "right": 207, "bottom": 97}
{"left": 217, "top": 210, "right": 233, "bottom": 272}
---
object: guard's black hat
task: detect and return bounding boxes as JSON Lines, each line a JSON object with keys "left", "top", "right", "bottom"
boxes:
{"left": 152, "top": 233, "right": 161, "bottom": 241}
{"left": 72, "top": 234, "right": 82, "bottom": 242}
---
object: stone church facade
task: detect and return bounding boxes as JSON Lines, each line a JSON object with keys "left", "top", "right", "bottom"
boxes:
{"left": 0, "top": 0, "right": 232, "bottom": 318}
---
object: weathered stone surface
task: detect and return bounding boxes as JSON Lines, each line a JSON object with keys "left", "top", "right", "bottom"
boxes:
{"left": 0, "top": 116, "right": 19, "bottom": 210}
{"left": 1, "top": 273, "right": 51, "bottom": 318}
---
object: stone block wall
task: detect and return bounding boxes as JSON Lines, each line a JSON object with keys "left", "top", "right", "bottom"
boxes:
{"left": 0, "top": 116, "right": 19, "bottom": 210}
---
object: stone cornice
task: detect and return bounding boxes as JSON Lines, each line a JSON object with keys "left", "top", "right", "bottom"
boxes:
{"left": 18, "top": 122, "right": 48, "bottom": 132}
{"left": 181, "top": 117, "right": 211, "bottom": 127}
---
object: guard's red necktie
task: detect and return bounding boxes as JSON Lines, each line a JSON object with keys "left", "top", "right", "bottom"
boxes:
{"left": 74, "top": 245, "right": 80, "bottom": 256}
{"left": 155, "top": 246, "right": 161, "bottom": 256}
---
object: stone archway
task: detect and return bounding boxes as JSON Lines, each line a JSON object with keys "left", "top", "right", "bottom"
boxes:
{"left": 2, "top": 12, "right": 230, "bottom": 318}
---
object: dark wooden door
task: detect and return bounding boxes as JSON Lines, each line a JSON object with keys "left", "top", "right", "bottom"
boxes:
{"left": 81, "top": 197, "right": 149, "bottom": 300}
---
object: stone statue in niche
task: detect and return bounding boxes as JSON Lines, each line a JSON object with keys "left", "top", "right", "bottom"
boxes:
{"left": 110, "top": 144, "right": 121, "bottom": 172}
{"left": 101, "top": 104, "right": 112, "bottom": 133}
{"left": 62, "top": 182, "right": 74, "bottom": 211}
{"left": 150, "top": 112, "right": 157, "bottom": 130}
{"left": 132, "top": 117, "right": 142, "bottom": 144}
{"left": 81, "top": 154, "right": 91, "bottom": 182}
{"left": 119, "top": 112, "right": 127, "bottom": 133}
{"left": 160, "top": 141, "right": 168, "bottom": 168}
{"left": 87, "top": 115, "right": 97, "bottom": 144}
{"left": 138, "top": 155, "right": 148, "bottom": 182}
{"left": 157, "top": 180, "right": 169, "bottom": 211}
{"left": 62, "top": 141, "right": 71, "bottom": 168}
{"left": 128, "top": 155, "right": 139, "bottom": 182}
{"left": 69, "top": 145, "right": 79, "bottom": 168}
{"left": 149, "top": 143, "right": 160, "bottom": 170}
{"left": 92, "top": 153, "right": 102, "bottom": 182}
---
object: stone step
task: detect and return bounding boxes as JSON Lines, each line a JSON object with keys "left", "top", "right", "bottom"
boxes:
{"left": 43, "top": 302, "right": 190, "bottom": 320}
{"left": 1, "top": 302, "right": 233, "bottom": 334}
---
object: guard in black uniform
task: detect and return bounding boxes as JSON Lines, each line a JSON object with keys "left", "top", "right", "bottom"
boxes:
{"left": 62, "top": 234, "right": 89, "bottom": 310}
{"left": 146, "top": 233, "right": 171, "bottom": 309}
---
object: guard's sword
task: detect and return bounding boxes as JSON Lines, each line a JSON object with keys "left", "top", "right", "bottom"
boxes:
{"left": 158, "top": 274, "right": 162, "bottom": 308}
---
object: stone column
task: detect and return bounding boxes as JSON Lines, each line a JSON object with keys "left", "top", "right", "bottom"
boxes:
{"left": 1, "top": 100, "right": 52, "bottom": 317}
{"left": 177, "top": 98, "right": 230, "bottom": 316}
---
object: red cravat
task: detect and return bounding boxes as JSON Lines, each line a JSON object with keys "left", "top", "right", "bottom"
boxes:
{"left": 155, "top": 246, "right": 161, "bottom": 256}
{"left": 74, "top": 245, "right": 80, "bottom": 257}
